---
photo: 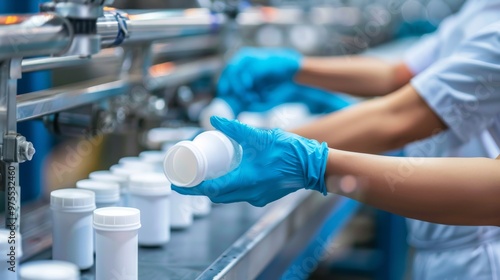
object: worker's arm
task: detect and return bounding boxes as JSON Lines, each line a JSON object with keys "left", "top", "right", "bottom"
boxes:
{"left": 173, "top": 116, "right": 500, "bottom": 226}
{"left": 326, "top": 150, "right": 500, "bottom": 226}
{"left": 217, "top": 47, "right": 414, "bottom": 109}
{"left": 295, "top": 57, "right": 413, "bottom": 97}
{"left": 291, "top": 84, "right": 446, "bottom": 154}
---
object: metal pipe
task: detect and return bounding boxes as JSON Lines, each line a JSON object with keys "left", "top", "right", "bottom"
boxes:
{"left": 21, "top": 48, "right": 122, "bottom": 73}
{"left": 16, "top": 56, "right": 222, "bottom": 121}
{"left": 152, "top": 34, "right": 221, "bottom": 56}
{"left": 22, "top": 56, "right": 92, "bottom": 73}
{"left": 16, "top": 78, "right": 129, "bottom": 122}
{"left": 0, "top": 14, "right": 72, "bottom": 60}
{"left": 98, "top": 9, "right": 226, "bottom": 45}
{"left": 21, "top": 34, "right": 219, "bottom": 74}
{"left": 146, "top": 56, "right": 222, "bottom": 90}
{"left": 0, "top": 9, "right": 224, "bottom": 62}
{"left": 127, "top": 13, "right": 225, "bottom": 42}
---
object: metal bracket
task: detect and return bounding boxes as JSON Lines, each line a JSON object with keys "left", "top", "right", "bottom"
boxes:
{"left": 0, "top": 59, "right": 35, "bottom": 239}
{"left": 2, "top": 133, "right": 35, "bottom": 163}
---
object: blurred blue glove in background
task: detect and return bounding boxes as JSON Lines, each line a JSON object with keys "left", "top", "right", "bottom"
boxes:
{"left": 218, "top": 47, "right": 302, "bottom": 104}
{"left": 217, "top": 81, "right": 356, "bottom": 117}
{"left": 173, "top": 116, "right": 329, "bottom": 207}
{"left": 215, "top": 47, "right": 355, "bottom": 117}
{"left": 246, "top": 81, "right": 356, "bottom": 114}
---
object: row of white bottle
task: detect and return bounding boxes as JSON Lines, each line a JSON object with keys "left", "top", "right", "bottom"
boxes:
{"left": 13, "top": 126, "right": 241, "bottom": 280}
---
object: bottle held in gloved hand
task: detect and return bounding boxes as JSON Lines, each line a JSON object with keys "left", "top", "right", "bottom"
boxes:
{"left": 163, "top": 131, "right": 242, "bottom": 187}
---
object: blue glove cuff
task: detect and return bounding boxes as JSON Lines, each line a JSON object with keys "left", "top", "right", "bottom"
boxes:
{"left": 305, "top": 142, "right": 329, "bottom": 195}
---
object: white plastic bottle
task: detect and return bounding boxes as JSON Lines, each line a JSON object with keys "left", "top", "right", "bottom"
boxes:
{"left": 20, "top": 260, "right": 79, "bottom": 280}
{"left": 128, "top": 173, "right": 171, "bottom": 246}
{"left": 93, "top": 207, "right": 140, "bottom": 280}
{"left": 139, "top": 150, "right": 166, "bottom": 173}
{"left": 76, "top": 179, "right": 120, "bottom": 208}
{"left": 0, "top": 230, "right": 22, "bottom": 280}
{"left": 199, "top": 98, "right": 235, "bottom": 130}
{"left": 163, "top": 130, "right": 242, "bottom": 187}
{"left": 50, "top": 189, "right": 95, "bottom": 270}
{"left": 170, "top": 191, "right": 193, "bottom": 229}
{"left": 89, "top": 170, "right": 128, "bottom": 206}
{"left": 76, "top": 179, "right": 120, "bottom": 253}
{"left": 191, "top": 196, "right": 211, "bottom": 218}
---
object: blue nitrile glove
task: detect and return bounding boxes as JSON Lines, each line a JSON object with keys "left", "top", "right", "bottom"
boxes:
{"left": 218, "top": 47, "right": 302, "bottom": 106}
{"left": 172, "top": 116, "right": 329, "bottom": 207}
{"left": 216, "top": 81, "right": 356, "bottom": 118}
{"left": 243, "top": 81, "right": 357, "bottom": 114}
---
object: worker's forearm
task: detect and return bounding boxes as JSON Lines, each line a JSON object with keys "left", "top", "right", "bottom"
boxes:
{"left": 325, "top": 149, "right": 500, "bottom": 226}
{"left": 292, "top": 85, "right": 445, "bottom": 154}
{"left": 295, "top": 56, "right": 413, "bottom": 97}
{"left": 292, "top": 98, "right": 396, "bottom": 153}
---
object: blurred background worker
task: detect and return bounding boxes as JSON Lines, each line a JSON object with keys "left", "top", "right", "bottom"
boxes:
{"left": 194, "top": 1, "right": 500, "bottom": 279}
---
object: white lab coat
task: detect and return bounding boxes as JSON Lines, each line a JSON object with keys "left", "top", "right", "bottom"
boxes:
{"left": 403, "top": 1, "right": 500, "bottom": 279}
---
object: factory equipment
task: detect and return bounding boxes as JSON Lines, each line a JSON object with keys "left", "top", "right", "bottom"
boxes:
{"left": 0, "top": 0, "right": 431, "bottom": 278}
{"left": 0, "top": 0, "right": 226, "bottom": 271}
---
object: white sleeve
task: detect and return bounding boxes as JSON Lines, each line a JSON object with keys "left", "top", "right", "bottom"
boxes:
{"left": 410, "top": 22, "right": 500, "bottom": 143}
{"left": 404, "top": 33, "right": 440, "bottom": 75}
{"left": 403, "top": 13, "right": 461, "bottom": 75}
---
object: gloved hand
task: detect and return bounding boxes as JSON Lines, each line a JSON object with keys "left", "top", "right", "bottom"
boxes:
{"left": 218, "top": 47, "right": 303, "bottom": 106}
{"left": 172, "top": 116, "right": 329, "bottom": 207}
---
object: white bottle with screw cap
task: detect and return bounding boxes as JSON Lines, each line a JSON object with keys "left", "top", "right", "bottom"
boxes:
{"left": 76, "top": 179, "right": 120, "bottom": 208}
{"left": 20, "top": 260, "right": 79, "bottom": 280}
{"left": 50, "top": 188, "right": 95, "bottom": 270}
{"left": 139, "top": 150, "right": 166, "bottom": 173}
{"left": 128, "top": 173, "right": 171, "bottom": 246}
{"left": 89, "top": 170, "right": 128, "bottom": 206}
{"left": 93, "top": 207, "right": 141, "bottom": 280}
{"left": 163, "top": 130, "right": 242, "bottom": 187}
{"left": 0, "top": 230, "right": 22, "bottom": 280}
{"left": 76, "top": 179, "right": 120, "bottom": 253}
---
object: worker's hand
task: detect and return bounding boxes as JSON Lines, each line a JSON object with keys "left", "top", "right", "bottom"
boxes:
{"left": 218, "top": 47, "right": 302, "bottom": 105}
{"left": 172, "top": 116, "right": 329, "bottom": 207}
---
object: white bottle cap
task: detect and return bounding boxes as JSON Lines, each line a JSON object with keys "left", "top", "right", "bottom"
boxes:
{"left": 119, "top": 157, "right": 156, "bottom": 171}
{"left": 0, "top": 230, "right": 22, "bottom": 258}
{"left": 50, "top": 189, "right": 96, "bottom": 212}
{"left": 76, "top": 179, "right": 120, "bottom": 204}
{"left": 109, "top": 164, "right": 143, "bottom": 178}
{"left": 89, "top": 170, "right": 127, "bottom": 186}
{"left": 20, "top": 260, "right": 80, "bottom": 280}
{"left": 139, "top": 150, "right": 165, "bottom": 163}
{"left": 129, "top": 173, "right": 172, "bottom": 196}
{"left": 93, "top": 207, "right": 141, "bottom": 231}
